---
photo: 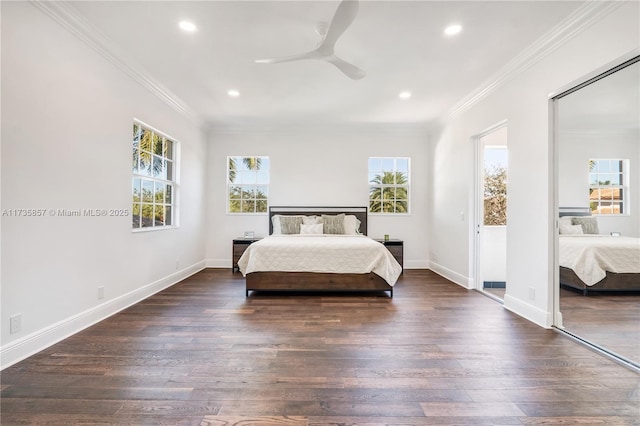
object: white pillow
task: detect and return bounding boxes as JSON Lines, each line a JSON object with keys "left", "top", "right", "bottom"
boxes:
{"left": 271, "top": 215, "right": 282, "bottom": 235}
{"left": 558, "top": 216, "right": 576, "bottom": 235}
{"left": 300, "top": 223, "right": 323, "bottom": 234}
{"left": 343, "top": 215, "right": 361, "bottom": 235}
{"left": 560, "top": 223, "right": 584, "bottom": 235}
{"left": 559, "top": 216, "right": 574, "bottom": 228}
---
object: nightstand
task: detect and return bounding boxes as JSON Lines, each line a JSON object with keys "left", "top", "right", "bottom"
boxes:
{"left": 375, "top": 239, "right": 404, "bottom": 272}
{"left": 232, "top": 237, "right": 261, "bottom": 272}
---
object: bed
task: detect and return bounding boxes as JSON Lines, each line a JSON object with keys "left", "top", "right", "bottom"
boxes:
{"left": 558, "top": 207, "right": 640, "bottom": 295}
{"left": 238, "top": 206, "right": 402, "bottom": 297}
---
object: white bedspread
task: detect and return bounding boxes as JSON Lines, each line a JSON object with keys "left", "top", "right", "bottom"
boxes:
{"left": 238, "top": 235, "right": 402, "bottom": 286}
{"left": 559, "top": 235, "right": 640, "bottom": 286}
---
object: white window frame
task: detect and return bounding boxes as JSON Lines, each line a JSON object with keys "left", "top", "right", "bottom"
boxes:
{"left": 132, "top": 119, "right": 179, "bottom": 231}
{"left": 588, "top": 158, "right": 628, "bottom": 216}
{"left": 227, "top": 156, "right": 269, "bottom": 214}
{"left": 368, "top": 157, "right": 410, "bottom": 214}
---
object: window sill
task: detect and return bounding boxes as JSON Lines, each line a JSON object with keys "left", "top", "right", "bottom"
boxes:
{"left": 132, "top": 225, "right": 179, "bottom": 233}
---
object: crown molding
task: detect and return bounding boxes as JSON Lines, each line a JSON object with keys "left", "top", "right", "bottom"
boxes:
{"left": 206, "top": 120, "right": 432, "bottom": 136}
{"left": 445, "top": 0, "right": 626, "bottom": 120}
{"left": 30, "top": 0, "right": 200, "bottom": 124}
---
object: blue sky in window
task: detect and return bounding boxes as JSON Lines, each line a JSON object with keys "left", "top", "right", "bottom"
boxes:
{"left": 233, "top": 156, "right": 270, "bottom": 184}
{"left": 368, "top": 157, "right": 409, "bottom": 172}
{"left": 485, "top": 147, "right": 508, "bottom": 169}
{"left": 590, "top": 159, "right": 622, "bottom": 185}
{"left": 592, "top": 159, "right": 621, "bottom": 173}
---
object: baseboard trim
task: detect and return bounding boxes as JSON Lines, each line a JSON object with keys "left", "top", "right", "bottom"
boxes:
{"left": 428, "top": 262, "right": 470, "bottom": 289}
{"left": 404, "top": 260, "right": 430, "bottom": 269}
{"left": 0, "top": 260, "right": 206, "bottom": 370}
{"left": 503, "top": 294, "right": 553, "bottom": 328}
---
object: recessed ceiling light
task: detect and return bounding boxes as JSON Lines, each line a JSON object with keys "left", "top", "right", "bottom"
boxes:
{"left": 228, "top": 90, "right": 240, "bottom": 98}
{"left": 178, "top": 21, "right": 197, "bottom": 32}
{"left": 444, "top": 24, "right": 462, "bottom": 36}
{"left": 399, "top": 91, "right": 412, "bottom": 100}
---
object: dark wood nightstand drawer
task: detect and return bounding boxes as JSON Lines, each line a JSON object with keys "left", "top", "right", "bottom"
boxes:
{"left": 232, "top": 238, "right": 261, "bottom": 272}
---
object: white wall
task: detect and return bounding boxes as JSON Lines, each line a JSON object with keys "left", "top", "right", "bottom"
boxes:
{"left": 205, "top": 126, "right": 430, "bottom": 269}
{"left": 558, "top": 131, "right": 639, "bottom": 236}
{"left": 428, "top": 2, "right": 639, "bottom": 327}
{"left": 1, "top": 3, "right": 207, "bottom": 368}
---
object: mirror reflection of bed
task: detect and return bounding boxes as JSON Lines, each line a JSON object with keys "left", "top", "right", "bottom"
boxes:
{"left": 556, "top": 56, "right": 640, "bottom": 366}
{"left": 558, "top": 207, "right": 639, "bottom": 296}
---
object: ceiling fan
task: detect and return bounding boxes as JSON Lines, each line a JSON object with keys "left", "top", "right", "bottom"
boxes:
{"left": 254, "top": 0, "right": 366, "bottom": 80}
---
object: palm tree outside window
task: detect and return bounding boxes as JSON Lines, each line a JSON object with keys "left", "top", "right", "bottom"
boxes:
{"left": 227, "top": 156, "right": 269, "bottom": 213}
{"left": 132, "top": 121, "right": 177, "bottom": 230}
{"left": 368, "top": 157, "right": 410, "bottom": 214}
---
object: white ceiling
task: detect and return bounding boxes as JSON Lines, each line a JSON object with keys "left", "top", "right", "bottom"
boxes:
{"left": 66, "top": 0, "right": 586, "bottom": 129}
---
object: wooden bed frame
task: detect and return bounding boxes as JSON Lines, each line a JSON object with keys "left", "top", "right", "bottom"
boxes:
{"left": 560, "top": 267, "right": 639, "bottom": 296}
{"left": 245, "top": 206, "right": 394, "bottom": 297}
{"left": 558, "top": 207, "right": 640, "bottom": 295}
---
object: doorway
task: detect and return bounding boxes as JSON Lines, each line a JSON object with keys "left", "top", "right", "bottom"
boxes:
{"left": 473, "top": 123, "right": 508, "bottom": 301}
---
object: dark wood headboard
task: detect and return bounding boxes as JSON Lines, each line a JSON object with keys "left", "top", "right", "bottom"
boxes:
{"left": 268, "top": 206, "right": 368, "bottom": 235}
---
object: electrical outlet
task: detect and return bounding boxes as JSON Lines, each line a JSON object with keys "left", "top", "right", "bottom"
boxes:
{"left": 98, "top": 286, "right": 105, "bottom": 300}
{"left": 528, "top": 287, "right": 536, "bottom": 300}
{"left": 10, "top": 314, "right": 22, "bottom": 334}
{"left": 175, "top": 260, "right": 180, "bottom": 270}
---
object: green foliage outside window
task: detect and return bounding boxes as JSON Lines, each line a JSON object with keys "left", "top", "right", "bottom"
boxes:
{"left": 132, "top": 123, "right": 175, "bottom": 229}
{"left": 227, "top": 156, "right": 269, "bottom": 213}
{"left": 484, "top": 165, "right": 507, "bottom": 226}
{"left": 368, "top": 157, "right": 410, "bottom": 214}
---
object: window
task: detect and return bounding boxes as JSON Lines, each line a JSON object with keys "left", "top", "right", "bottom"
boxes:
{"left": 368, "top": 157, "right": 410, "bottom": 213}
{"left": 132, "top": 121, "right": 177, "bottom": 230}
{"left": 227, "top": 156, "right": 269, "bottom": 213}
{"left": 589, "top": 159, "right": 627, "bottom": 215}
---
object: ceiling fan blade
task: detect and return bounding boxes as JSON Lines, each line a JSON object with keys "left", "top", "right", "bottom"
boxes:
{"left": 254, "top": 0, "right": 365, "bottom": 79}
{"left": 317, "top": 0, "right": 359, "bottom": 55}
{"left": 324, "top": 55, "right": 366, "bottom": 80}
{"left": 255, "top": 50, "right": 322, "bottom": 64}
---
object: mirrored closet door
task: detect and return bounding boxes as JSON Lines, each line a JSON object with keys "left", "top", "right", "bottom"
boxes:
{"left": 554, "top": 56, "right": 639, "bottom": 366}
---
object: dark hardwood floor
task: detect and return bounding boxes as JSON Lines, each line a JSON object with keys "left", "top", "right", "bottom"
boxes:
{"left": 2, "top": 269, "right": 639, "bottom": 425}
{"left": 482, "top": 286, "right": 640, "bottom": 365}
{"left": 560, "top": 287, "right": 640, "bottom": 363}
